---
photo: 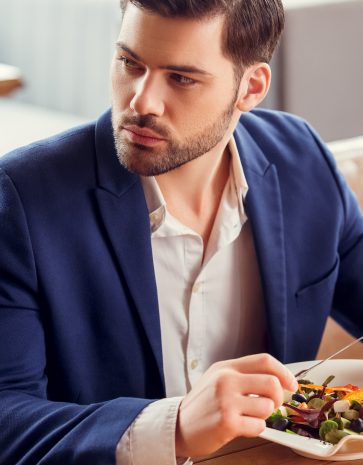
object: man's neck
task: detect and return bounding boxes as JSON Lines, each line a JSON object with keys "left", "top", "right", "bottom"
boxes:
{"left": 155, "top": 141, "right": 231, "bottom": 247}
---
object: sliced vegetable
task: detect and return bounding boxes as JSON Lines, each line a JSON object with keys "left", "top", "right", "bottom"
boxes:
{"left": 343, "top": 388, "right": 363, "bottom": 402}
{"left": 267, "top": 375, "right": 363, "bottom": 445}
{"left": 322, "top": 375, "right": 335, "bottom": 386}
{"left": 325, "top": 429, "right": 351, "bottom": 444}
{"left": 319, "top": 419, "right": 339, "bottom": 441}
{"left": 271, "top": 417, "right": 291, "bottom": 431}
{"left": 333, "top": 400, "right": 350, "bottom": 413}
{"left": 342, "top": 409, "right": 360, "bottom": 421}
{"left": 349, "top": 418, "right": 363, "bottom": 433}
{"left": 307, "top": 398, "right": 325, "bottom": 409}
{"left": 292, "top": 393, "right": 307, "bottom": 403}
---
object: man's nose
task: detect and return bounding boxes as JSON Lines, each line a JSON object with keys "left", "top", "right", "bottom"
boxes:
{"left": 130, "top": 73, "right": 165, "bottom": 117}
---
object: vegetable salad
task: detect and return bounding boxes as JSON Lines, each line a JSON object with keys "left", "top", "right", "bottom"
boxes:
{"left": 266, "top": 375, "right": 363, "bottom": 444}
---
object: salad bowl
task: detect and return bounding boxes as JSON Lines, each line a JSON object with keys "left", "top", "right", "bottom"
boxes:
{"left": 259, "top": 359, "right": 363, "bottom": 460}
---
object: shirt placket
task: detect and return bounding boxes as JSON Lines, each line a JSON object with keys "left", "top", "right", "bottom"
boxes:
{"left": 184, "top": 235, "right": 205, "bottom": 387}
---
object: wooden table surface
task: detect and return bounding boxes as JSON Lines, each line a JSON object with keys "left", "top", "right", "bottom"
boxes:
{"left": 195, "top": 436, "right": 363, "bottom": 465}
{"left": 0, "top": 63, "right": 22, "bottom": 96}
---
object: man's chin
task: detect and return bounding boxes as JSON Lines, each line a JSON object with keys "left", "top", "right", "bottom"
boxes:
{"left": 114, "top": 139, "right": 197, "bottom": 176}
{"left": 116, "top": 153, "right": 164, "bottom": 177}
{"left": 117, "top": 154, "right": 184, "bottom": 177}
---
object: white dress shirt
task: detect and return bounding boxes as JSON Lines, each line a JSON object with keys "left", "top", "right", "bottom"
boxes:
{"left": 116, "top": 137, "right": 266, "bottom": 465}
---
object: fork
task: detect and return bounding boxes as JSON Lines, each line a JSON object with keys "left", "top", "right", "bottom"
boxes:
{"left": 294, "top": 335, "right": 363, "bottom": 379}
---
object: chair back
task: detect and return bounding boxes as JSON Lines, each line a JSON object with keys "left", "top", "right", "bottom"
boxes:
{"left": 317, "top": 136, "right": 363, "bottom": 360}
{"left": 329, "top": 136, "right": 363, "bottom": 209}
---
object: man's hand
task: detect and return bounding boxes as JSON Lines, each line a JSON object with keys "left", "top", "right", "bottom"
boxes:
{"left": 175, "top": 353, "right": 298, "bottom": 458}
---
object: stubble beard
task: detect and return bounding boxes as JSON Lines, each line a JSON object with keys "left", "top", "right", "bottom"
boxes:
{"left": 112, "top": 96, "right": 237, "bottom": 177}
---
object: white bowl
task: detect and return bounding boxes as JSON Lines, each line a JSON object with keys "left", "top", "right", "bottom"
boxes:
{"left": 259, "top": 359, "right": 363, "bottom": 461}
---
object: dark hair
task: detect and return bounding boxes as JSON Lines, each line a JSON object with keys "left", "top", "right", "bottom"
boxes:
{"left": 120, "top": 0, "right": 284, "bottom": 68}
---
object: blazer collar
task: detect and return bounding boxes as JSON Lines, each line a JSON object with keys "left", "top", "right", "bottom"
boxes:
{"left": 94, "top": 109, "right": 139, "bottom": 196}
{"left": 234, "top": 122, "right": 271, "bottom": 177}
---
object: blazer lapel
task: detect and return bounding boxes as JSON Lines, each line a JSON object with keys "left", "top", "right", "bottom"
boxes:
{"left": 93, "top": 110, "right": 164, "bottom": 385}
{"left": 235, "top": 126, "right": 288, "bottom": 362}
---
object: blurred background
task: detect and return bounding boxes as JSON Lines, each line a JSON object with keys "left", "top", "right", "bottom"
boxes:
{"left": 0, "top": 0, "right": 362, "bottom": 151}
{"left": 0, "top": 0, "right": 363, "bottom": 357}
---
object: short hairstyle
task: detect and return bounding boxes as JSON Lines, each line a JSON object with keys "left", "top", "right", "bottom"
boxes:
{"left": 120, "top": 0, "right": 284, "bottom": 68}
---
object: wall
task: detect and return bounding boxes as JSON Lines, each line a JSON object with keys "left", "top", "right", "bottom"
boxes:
{"left": 1, "top": 0, "right": 362, "bottom": 141}
{"left": 0, "top": 0, "right": 120, "bottom": 119}
{"left": 262, "top": 0, "right": 363, "bottom": 142}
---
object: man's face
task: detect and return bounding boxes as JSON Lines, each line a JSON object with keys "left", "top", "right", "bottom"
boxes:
{"left": 111, "top": 3, "right": 240, "bottom": 176}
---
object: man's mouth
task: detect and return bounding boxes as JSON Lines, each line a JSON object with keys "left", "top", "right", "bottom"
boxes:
{"left": 122, "top": 125, "right": 166, "bottom": 146}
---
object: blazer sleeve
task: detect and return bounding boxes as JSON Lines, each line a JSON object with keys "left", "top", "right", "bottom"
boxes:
{"left": 0, "top": 168, "right": 152, "bottom": 465}
{"left": 302, "top": 124, "right": 363, "bottom": 337}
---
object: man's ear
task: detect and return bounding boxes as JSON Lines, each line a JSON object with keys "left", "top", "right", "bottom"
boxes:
{"left": 236, "top": 63, "right": 271, "bottom": 112}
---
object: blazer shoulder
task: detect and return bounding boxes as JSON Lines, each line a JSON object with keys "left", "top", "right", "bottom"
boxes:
{"left": 235, "top": 108, "right": 331, "bottom": 166}
{"left": 236, "top": 108, "right": 310, "bottom": 139}
{"left": 0, "top": 120, "right": 96, "bottom": 177}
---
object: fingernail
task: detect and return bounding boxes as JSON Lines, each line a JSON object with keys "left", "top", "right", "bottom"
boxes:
{"left": 291, "top": 378, "right": 299, "bottom": 392}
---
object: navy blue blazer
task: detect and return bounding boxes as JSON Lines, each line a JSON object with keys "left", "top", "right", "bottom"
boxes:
{"left": 1, "top": 109, "right": 363, "bottom": 464}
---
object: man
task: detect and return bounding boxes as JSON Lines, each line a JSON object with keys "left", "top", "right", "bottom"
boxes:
{"left": 1, "top": 0, "right": 362, "bottom": 464}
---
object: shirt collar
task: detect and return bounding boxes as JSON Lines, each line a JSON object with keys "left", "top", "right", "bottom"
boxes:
{"left": 140, "top": 172, "right": 166, "bottom": 232}
{"left": 229, "top": 135, "right": 249, "bottom": 215}
{"left": 140, "top": 136, "right": 249, "bottom": 232}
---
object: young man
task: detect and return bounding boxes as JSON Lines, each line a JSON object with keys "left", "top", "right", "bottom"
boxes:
{"left": 0, "top": 1, "right": 362, "bottom": 464}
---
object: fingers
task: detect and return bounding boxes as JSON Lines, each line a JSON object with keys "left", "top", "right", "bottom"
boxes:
{"left": 239, "top": 394, "right": 275, "bottom": 419}
{"left": 212, "top": 398, "right": 270, "bottom": 441}
{"left": 238, "top": 373, "right": 284, "bottom": 408}
{"left": 235, "top": 416, "right": 267, "bottom": 438}
{"left": 214, "top": 409, "right": 268, "bottom": 442}
{"left": 217, "top": 353, "right": 298, "bottom": 393}
{"left": 222, "top": 371, "right": 285, "bottom": 409}
{"left": 175, "top": 353, "right": 297, "bottom": 458}
{"left": 232, "top": 396, "right": 276, "bottom": 438}
{"left": 211, "top": 382, "right": 281, "bottom": 442}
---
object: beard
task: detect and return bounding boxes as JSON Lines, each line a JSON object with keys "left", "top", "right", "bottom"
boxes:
{"left": 112, "top": 95, "right": 237, "bottom": 177}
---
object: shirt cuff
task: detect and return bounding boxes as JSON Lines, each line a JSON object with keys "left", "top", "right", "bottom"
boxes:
{"left": 116, "top": 397, "right": 192, "bottom": 465}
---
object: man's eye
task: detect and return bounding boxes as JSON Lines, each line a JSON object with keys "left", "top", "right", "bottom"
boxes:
{"left": 170, "top": 74, "right": 197, "bottom": 87}
{"left": 119, "top": 56, "right": 141, "bottom": 70}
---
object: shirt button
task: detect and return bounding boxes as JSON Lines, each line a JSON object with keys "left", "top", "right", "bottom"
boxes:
{"left": 150, "top": 212, "right": 158, "bottom": 222}
{"left": 191, "top": 359, "right": 199, "bottom": 370}
{"left": 192, "top": 282, "right": 201, "bottom": 293}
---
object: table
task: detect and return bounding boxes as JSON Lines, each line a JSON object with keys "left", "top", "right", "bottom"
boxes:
{"left": 196, "top": 436, "right": 363, "bottom": 464}
{"left": 0, "top": 63, "right": 22, "bottom": 96}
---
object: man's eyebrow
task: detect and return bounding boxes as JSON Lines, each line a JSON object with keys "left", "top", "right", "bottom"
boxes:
{"left": 116, "top": 41, "right": 213, "bottom": 77}
{"left": 159, "top": 64, "right": 213, "bottom": 76}
{"left": 116, "top": 42, "right": 142, "bottom": 61}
